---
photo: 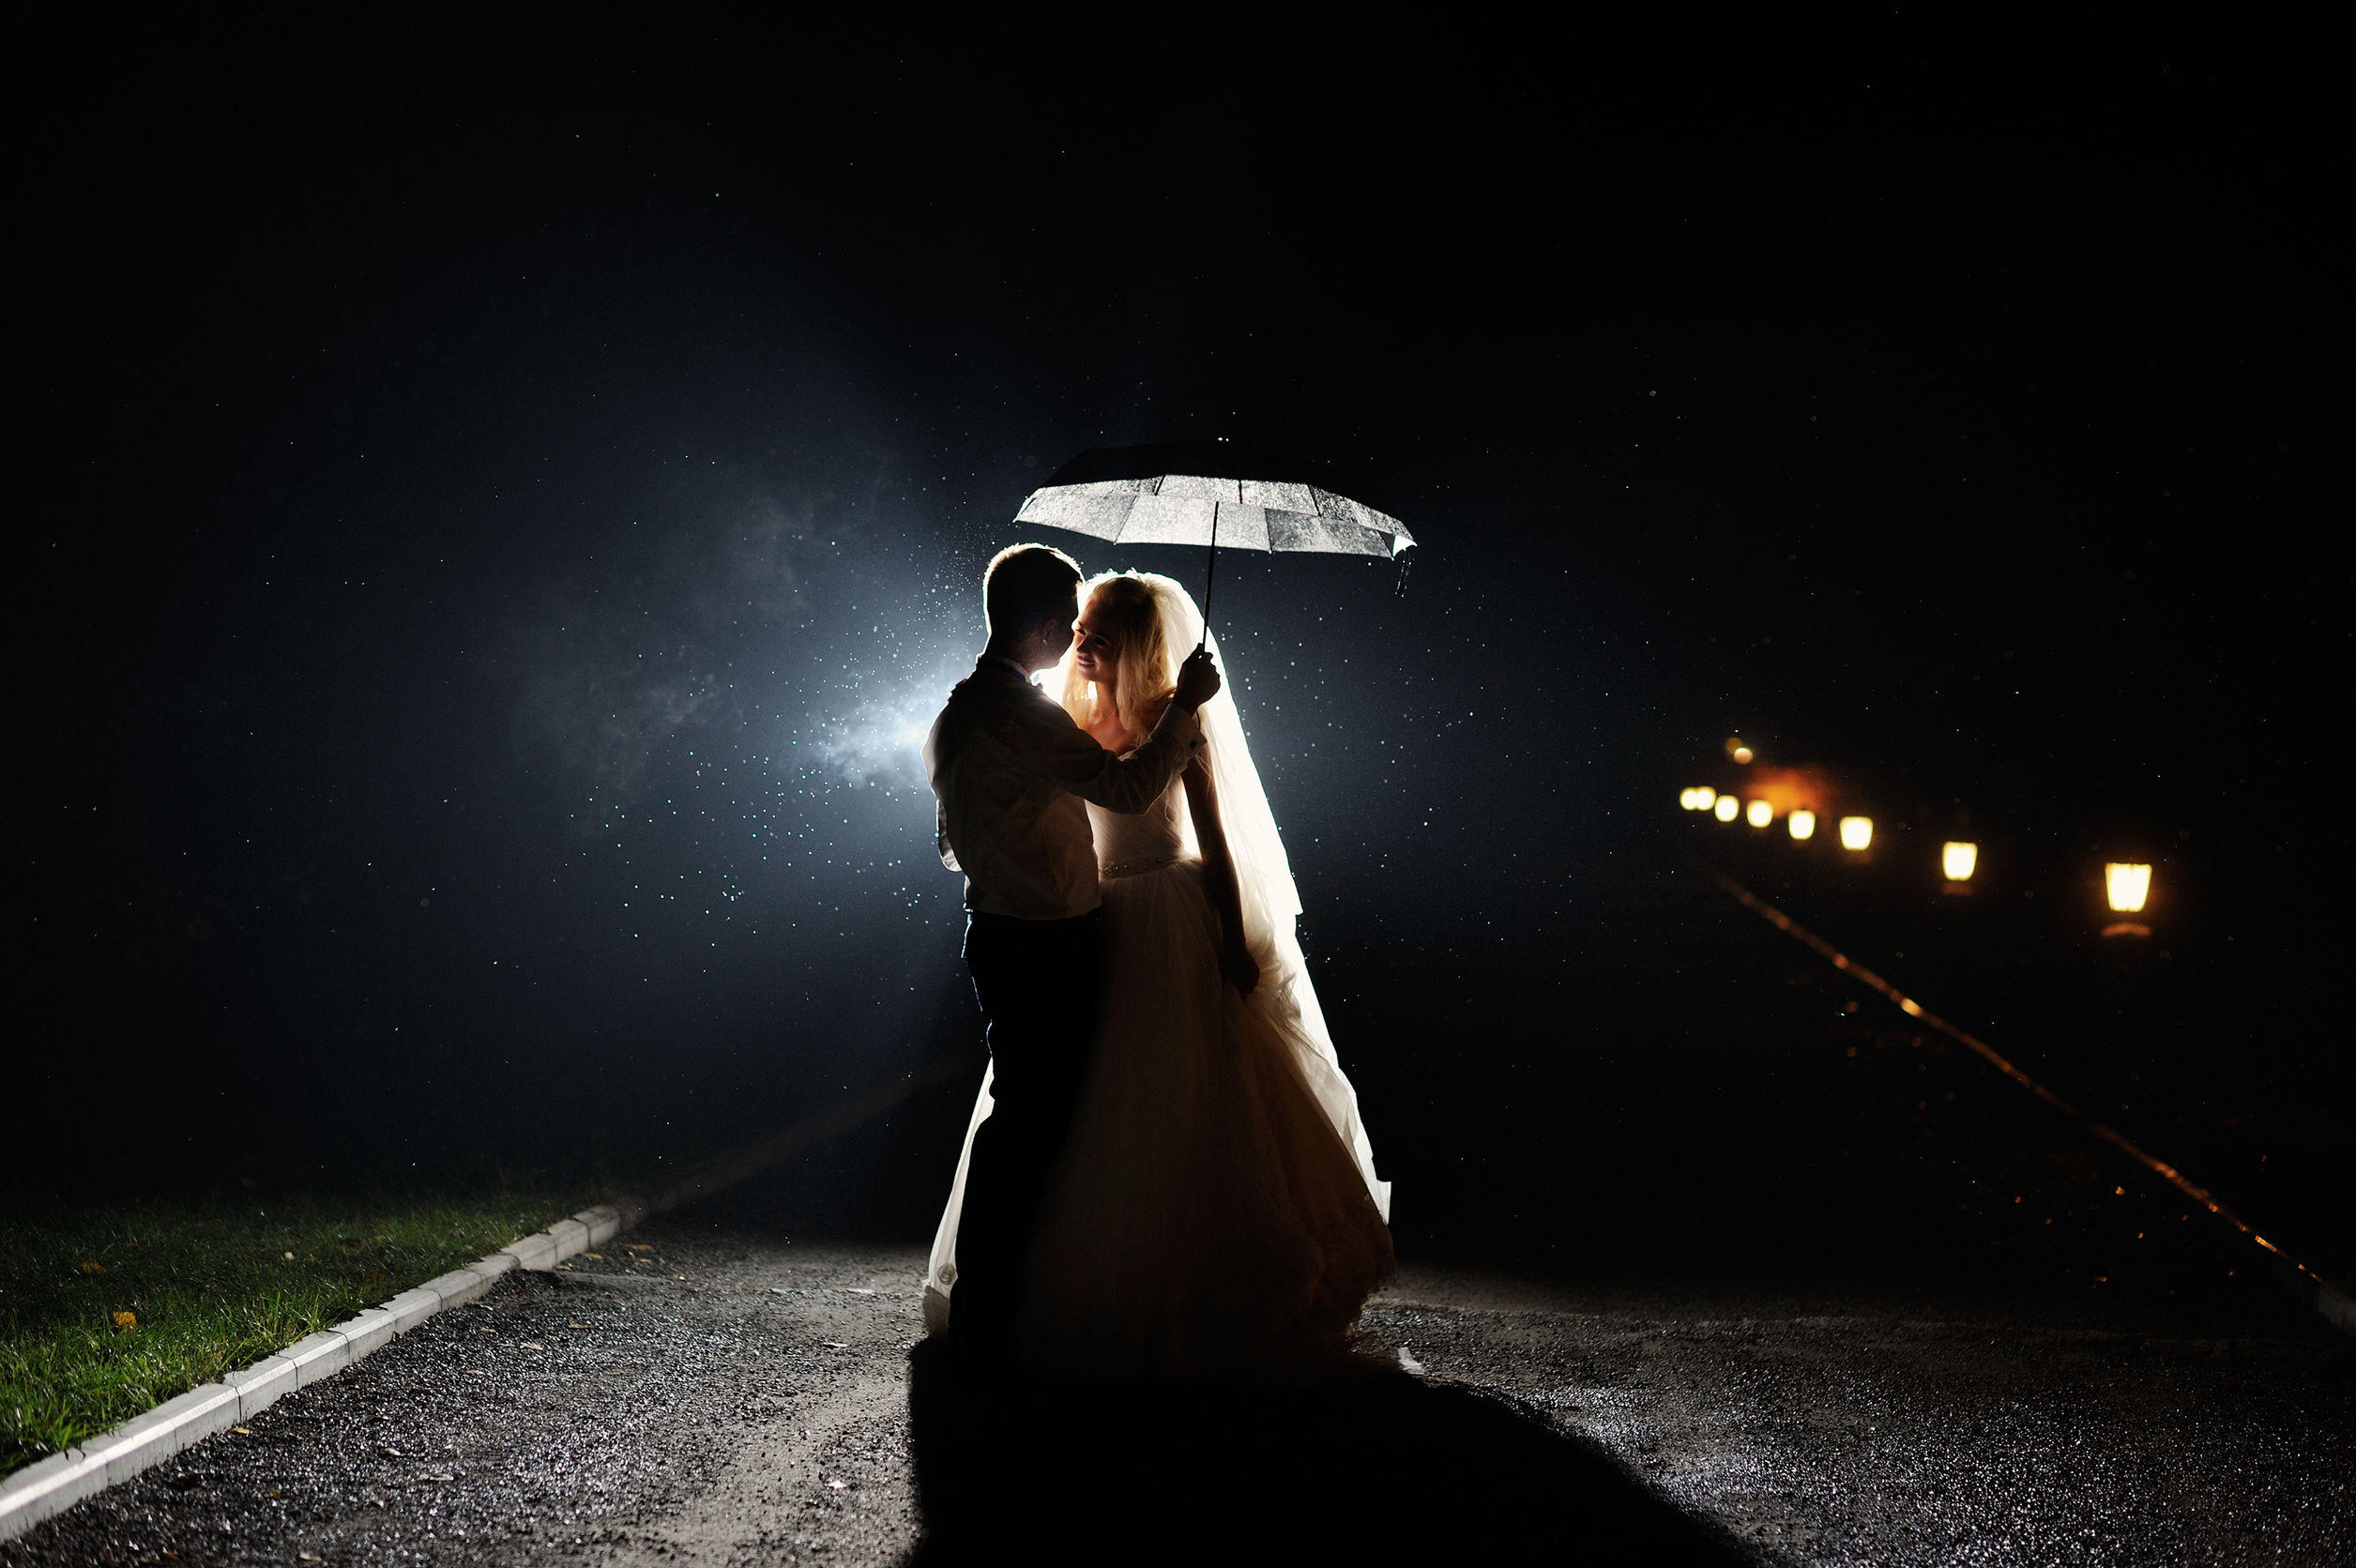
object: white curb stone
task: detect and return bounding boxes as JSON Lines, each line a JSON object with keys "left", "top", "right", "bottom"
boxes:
{"left": 498, "top": 1231, "right": 559, "bottom": 1271}
{"left": 0, "top": 1450, "right": 103, "bottom": 1533}
{"left": 578, "top": 1205, "right": 624, "bottom": 1246}
{"left": 421, "top": 1263, "right": 496, "bottom": 1306}
{"left": 226, "top": 1355, "right": 297, "bottom": 1418}
{"left": 339, "top": 1306, "right": 399, "bottom": 1359}
{"left": 383, "top": 1287, "right": 442, "bottom": 1334}
{"left": 282, "top": 1330, "right": 352, "bottom": 1387}
{"left": 93, "top": 1383, "right": 240, "bottom": 1483}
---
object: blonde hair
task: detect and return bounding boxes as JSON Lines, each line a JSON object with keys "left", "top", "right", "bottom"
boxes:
{"left": 1060, "top": 572, "right": 1176, "bottom": 743}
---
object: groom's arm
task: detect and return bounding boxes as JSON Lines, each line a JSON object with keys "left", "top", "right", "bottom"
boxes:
{"left": 1008, "top": 697, "right": 1203, "bottom": 814}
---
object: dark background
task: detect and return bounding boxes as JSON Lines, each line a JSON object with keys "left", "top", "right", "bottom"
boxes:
{"left": 9, "top": 27, "right": 2343, "bottom": 1268}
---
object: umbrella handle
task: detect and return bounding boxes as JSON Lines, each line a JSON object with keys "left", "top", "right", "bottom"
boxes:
{"left": 1198, "top": 501, "right": 1219, "bottom": 651}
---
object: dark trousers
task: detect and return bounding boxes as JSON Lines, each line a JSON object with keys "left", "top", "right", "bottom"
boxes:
{"left": 951, "top": 907, "right": 1101, "bottom": 1349}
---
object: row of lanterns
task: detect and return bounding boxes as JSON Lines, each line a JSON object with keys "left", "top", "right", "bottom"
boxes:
{"left": 1676, "top": 784, "right": 2153, "bottom": 918}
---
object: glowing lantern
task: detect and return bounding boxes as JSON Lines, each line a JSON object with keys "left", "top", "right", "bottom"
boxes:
{"left": 2105, "top": 863, "right": 2151, "bottom": 914}
{"left": 1725, "top": 737, "right": 1755, "bottom": 765}
{"left": 1713, "top": 795, "right": 1740, "bottom": 822}
{"left": 1942, "top": 842, "right": 1979, "bottom": 882}
{"left": 1839, "top": 815, "right": 1873, "bottom": 851}
{"left": 1744, "top": 799, "right": 1772, "bottom": 828}
{"left": 1787, "top": 809, "right": 1816, "bottom": 841}
{"left": 1680, "top": 786, "right": 1718, "bottom": 811}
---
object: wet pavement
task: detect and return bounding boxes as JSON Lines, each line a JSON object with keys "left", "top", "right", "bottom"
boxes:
{"left": 6, "top": 1238, "right": 2348, "bottom": 1566}
{"left": 1382, "top": 1268, "right": 2353, "bottom": 1565}
{"left": 9, "top": 860, "right": 2352, "bottom": 1565}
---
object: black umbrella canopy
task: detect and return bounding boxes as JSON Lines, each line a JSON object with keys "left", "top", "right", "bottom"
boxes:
{"left": 1015, "top": 440, "right": 1416, "bottom": 559}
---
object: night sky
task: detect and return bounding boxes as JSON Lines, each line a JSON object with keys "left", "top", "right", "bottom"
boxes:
{"left": 13, "top": 30, "right": 2342, "bottom": 1218}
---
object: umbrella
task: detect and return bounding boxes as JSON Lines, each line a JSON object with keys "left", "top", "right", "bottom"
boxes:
{"left": 1013, "top": 440, "right": 1416, "bottom": 640}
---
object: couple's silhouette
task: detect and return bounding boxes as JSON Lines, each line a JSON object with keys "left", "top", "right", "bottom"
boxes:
{"left": 920, "top": 545, "right": 1391, "bottom": 1381}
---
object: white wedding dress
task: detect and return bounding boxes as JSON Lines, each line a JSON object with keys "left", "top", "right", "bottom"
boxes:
{"left": 923, "top": 576, "right": 1393, "bottom": 1381}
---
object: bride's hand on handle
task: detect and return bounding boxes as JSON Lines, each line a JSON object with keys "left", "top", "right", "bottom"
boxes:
{"left": 1220, "top": 936, "right": 1261, "bottom": 998}
{"left": 1175, "top": 647, "right": 1221, "bottom": 710}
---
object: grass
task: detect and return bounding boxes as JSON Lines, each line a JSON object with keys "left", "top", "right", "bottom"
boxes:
{"left": 0, "top": 1187, "right": 601, "bottom": 1478}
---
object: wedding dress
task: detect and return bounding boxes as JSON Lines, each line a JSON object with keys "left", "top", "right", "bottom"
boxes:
{"left": 923, "top": 576, "right": 1393, "bottom": 1380}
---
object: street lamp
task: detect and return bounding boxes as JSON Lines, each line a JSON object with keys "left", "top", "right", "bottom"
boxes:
{"left": 1714, "top": 795, "right": 1740, "bottom": 822}
{"left": 1940, "top": 840, "right": 1978, "bottom": 896}
{"left": 1745, "top": 799, "right": 1773, "bottom": 828}
{"left": 1839, "top": 815, "right": 1873, "bottom": 851}
{"left": 1788, "top": 809, "right": 1816, "bottom": 841}
{"left": 2103, "top": 862, "right": 2153, "bottom": 937}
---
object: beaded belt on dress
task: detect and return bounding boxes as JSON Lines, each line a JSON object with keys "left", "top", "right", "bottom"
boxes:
{"left": 1101, "top": 852, "right": 1184, "bottom": 881}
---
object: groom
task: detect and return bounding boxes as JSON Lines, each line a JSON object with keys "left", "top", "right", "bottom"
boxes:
{"left": 924, "top": 543, "right": 1220, "bottom": 1361}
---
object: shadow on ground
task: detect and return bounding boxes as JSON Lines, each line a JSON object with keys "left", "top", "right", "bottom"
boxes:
{"left": 900, "top": 1337, "right": 1748, "bottom": 1564}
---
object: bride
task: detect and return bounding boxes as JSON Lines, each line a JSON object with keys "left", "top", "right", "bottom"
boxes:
{"left": 924, "top": 570, "right": 1394, "bottom": 1380}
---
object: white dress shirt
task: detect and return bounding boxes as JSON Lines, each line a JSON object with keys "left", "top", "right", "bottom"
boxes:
{"left": 924, "top": 655, "right": 1203, "bottom": 921}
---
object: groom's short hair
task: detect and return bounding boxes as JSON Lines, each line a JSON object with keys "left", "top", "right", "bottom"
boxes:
{"left": 983, "top": 543, "right": 1083, "bottom": 637}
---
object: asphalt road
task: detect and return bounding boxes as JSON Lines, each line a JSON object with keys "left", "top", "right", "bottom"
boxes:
{"left": 9, "top": 860, "right": 2351, "bottom": 1565}
{"left": 6, "top": 1238, "right": 2348, "bottom": 1566}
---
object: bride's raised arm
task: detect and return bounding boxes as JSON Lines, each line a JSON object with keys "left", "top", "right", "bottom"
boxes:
{"left": 1182, "top": 755, "right": 1261, "bottom": 998}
